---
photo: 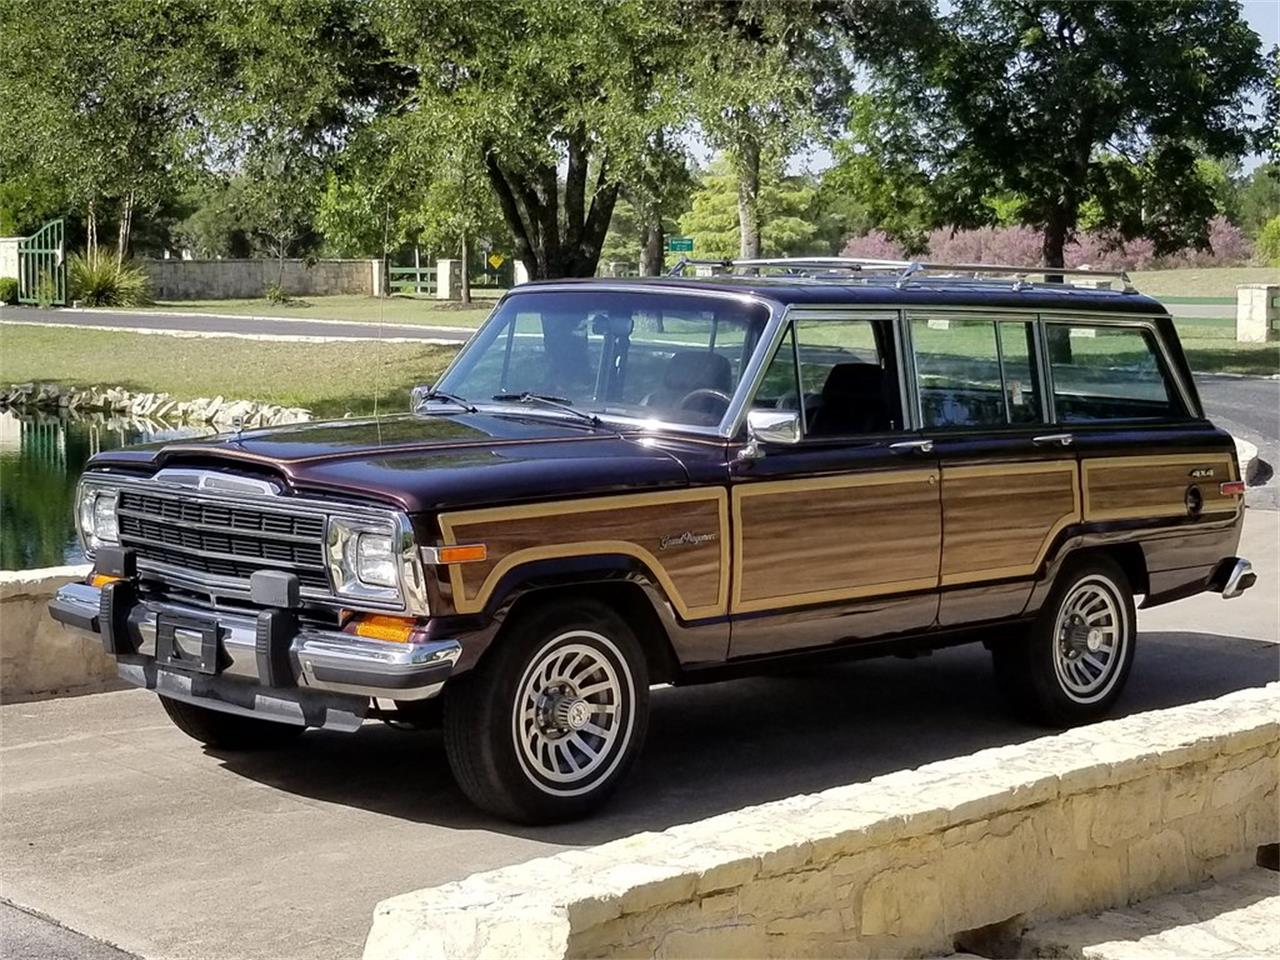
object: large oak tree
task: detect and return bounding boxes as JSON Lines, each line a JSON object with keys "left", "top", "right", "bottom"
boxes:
{"left": 855, "top": 0, "right": 1267, "bottom": 267}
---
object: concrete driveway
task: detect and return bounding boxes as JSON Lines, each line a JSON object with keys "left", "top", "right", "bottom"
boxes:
{"left": 2, "top": 512, "right": 1276, "bottom": 960}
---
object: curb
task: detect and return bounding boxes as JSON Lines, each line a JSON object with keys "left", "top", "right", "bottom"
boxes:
{"left": 1235, "top": 436, "right": 1260, "bottom": 485}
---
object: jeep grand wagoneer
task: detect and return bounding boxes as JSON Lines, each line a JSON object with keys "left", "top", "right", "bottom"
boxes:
{"left": 51, "top": 257, "right": 1255, "bottom": 823}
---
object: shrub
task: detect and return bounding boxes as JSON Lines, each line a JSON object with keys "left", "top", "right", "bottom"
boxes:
{"left": 0, "top": 276, "right": 16, "bottom": 304}
{"left": 264, "top": 282, "right": 290, "bottom": 304}
{"left": 840, "top": 230, "right": 908, "bottom": 260}
{"left": 1255, "top": 216, "right": 1280, "bottom": 267}
{"left": 68, "top": 251, "right": 153, "bottom": 306}
{"left": 35, "top": 270, "right": 58, "bottom": 307}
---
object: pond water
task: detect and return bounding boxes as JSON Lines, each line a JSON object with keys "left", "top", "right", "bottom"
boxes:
{"left": 0, "top": 409, "right": 212, "bottom": 570}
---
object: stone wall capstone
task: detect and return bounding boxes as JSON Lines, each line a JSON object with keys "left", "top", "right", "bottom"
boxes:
{"left": 141, "top": 258, "right": 376, "bottom": 300}
{"left": 364, "top": 683, "right": 1280, "bottom": 960}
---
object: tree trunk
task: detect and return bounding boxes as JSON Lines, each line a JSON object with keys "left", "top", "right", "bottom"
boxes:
{"left": 640, "top": 204, "right": 664, "bottom": 276}
{"left": 277, "top": 243, "right": 287, "bottom": 292}
{"left": 459, "top": 231, "right": 471, "bottom": 305}
{"left": 1042, "top": 209, "right": 1068, "bottom": 272}
{"left": 736, "top": 139, "right": 761, "bottom": 260}
{"left": 116, "top": 190, "right": 134, "bottom": 265}
{"left": 86, "top": 200, "right": 98, "bottom": 259}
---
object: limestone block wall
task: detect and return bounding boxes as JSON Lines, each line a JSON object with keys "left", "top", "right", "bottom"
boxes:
{"left": 364, "top": 683, "right": 1279, "bottom": 960}
{"left": 141, "top": 258, "right": 376, "bottom": 300}
{"left": 0, "top": 565, "right": 124, "bottom": 702}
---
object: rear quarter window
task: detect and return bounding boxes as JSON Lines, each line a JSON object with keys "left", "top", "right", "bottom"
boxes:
{"left": 1046, "top": 323, "right": 1185, "bottom": 422}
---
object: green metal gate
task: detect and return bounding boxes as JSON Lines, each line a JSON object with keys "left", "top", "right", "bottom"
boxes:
{"left": 18, "top": 218, "right": 66, "bottom": 306}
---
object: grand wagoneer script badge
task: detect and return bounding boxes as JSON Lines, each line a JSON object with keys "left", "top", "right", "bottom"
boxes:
{"left": 659, "top": 531, "right": 719, "bottom": 551}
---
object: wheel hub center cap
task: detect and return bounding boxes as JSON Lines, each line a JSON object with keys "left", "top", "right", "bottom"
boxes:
{"left": 548, "top": 695, "right": 591, "bottom": 731}
{"left": 1086, "top": 628, "right": 1104, "bottom": 652}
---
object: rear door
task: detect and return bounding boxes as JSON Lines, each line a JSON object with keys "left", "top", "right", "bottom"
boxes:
{"left": 728, "top": 311, "right": 942, "bottom": 658}
{"left": 906, "top": 312, "right": 1080, "bottom": 626}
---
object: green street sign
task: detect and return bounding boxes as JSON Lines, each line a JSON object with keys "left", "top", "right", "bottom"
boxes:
{"left": 666, "top": 236, "right": 693, "bottom": 253}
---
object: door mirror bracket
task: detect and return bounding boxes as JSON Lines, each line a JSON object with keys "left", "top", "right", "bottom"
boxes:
{"left": 738, "top": 409, "right": 801, "bottom": 461}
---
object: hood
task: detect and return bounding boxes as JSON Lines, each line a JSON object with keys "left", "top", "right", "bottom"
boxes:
{"left": 87, "top": 412, "right": 722, "bottom": 513}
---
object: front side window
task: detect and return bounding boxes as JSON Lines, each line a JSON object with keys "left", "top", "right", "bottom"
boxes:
{"left": 910, "top": 316, "right": 1043, "bottom": 428}
{"left": 752, "top": 317, "right": 902, "bottom": 436}
{"left": 1046, "top": 323, "right": 1182, "bottom": 422}
{"left": 436, "top": 291, "right": 769, "bottom": 427}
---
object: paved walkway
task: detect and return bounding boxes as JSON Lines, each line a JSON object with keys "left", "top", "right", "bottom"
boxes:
{"left": 0, "top": 305, "right": 474, "bottom": 344}
{"left": 1023, "top": 867, "right": 1280, "bottom": 959}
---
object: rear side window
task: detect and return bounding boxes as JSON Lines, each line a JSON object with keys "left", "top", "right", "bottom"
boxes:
{"left": 1046, "top": 324, "right": 1183, "bottom": 422}
{"left": 910, "top": 317, "right": 1042, "bottom": 428}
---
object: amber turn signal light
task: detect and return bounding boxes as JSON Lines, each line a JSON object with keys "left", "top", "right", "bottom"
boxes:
{"left": 349, "top": 614, "right": 418, "bottom": 644}
{"left": 423, "top": 544, "right": 487, "bottom": 565}
{"left": 90, "top": 574, "right": 122, "bottom": 588}
{"left": 1219, "top": 481, "right": 1246, "bottom": 496}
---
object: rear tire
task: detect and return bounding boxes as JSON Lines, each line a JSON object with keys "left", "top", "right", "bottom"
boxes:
{"left": 443, "top": 598, "right": 649, "bottom": 824}
{"left": 993, "top": 556, "right": 1136, "bottom": 727}
{"left": 159, "top": 695, "right": 305, "bottom": 750}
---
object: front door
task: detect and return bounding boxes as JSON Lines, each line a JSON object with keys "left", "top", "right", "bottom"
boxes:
{"left": 906, "top": 313, "right": 1079, "bottom": 626}
{"left": 728, "top": 312, "right": 942, "bottom": 658}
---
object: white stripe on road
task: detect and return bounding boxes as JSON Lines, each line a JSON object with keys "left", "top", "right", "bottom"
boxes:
{"left": 0, "top": 319, "right": 464, "bottom": 346}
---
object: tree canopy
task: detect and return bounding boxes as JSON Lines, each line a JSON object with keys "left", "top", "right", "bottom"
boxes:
{"left": 0, "top": 0, "right": 1273, "bottom": 278}
{"left": 848, "top": 0, "right": 1268, "bottom": 266}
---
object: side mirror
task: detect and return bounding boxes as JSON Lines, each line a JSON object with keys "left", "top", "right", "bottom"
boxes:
{"left": 742, "top": 409, "right": 801, "bottom": 459}
{"left": 411, "top": 384, "right": 433, "bottom": 408}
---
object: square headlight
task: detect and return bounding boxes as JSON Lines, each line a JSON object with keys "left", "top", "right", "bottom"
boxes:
{"left": 326, "top": 517, "right": 404, "bottom": 603}
{"left": 76, "top": 484, "right": 119, "bottom": 553}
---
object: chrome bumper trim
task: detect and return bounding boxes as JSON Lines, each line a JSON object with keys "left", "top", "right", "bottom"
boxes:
{"left": 48, "top": 581, "right": 461, "bottom": 708}
{"left": 1221, "top": 558, "right": 1256, "bottom": 600}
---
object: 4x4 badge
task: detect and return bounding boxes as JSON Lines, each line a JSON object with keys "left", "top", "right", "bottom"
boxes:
{"left": 659, "top": 531, "right": 718, "bottom": 551}
{"left": 1189, "top": 467, "right": 1215, "bottom": 479}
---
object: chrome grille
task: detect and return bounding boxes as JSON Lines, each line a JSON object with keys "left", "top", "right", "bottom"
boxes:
{"left": 115, "top": 490, "right": 330, "bottom": 592}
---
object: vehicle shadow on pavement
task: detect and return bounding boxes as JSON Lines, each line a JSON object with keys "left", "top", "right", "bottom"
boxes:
{"left": 213, "top": 630, "right": 1277, "bottom": 845}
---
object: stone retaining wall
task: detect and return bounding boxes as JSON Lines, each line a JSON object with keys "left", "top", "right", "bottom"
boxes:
{"left": 141, "top": 258, "right": 376, "bottom": 300}
{"left": 1, "top": 381, "right": 311, "bottom": 428}
{"left": 0, "top": 565, "right": 123, "bottom": 702}
{"left": 364, "top": 683, "right": 1279, "bottom": 960}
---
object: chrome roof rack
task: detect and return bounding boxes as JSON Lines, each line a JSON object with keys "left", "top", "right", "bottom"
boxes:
{"left": 666, "top": 256, "right": 1136, "bottom": 293}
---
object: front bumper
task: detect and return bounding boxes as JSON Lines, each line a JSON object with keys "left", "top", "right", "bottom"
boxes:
{"left": 49, "top": 579, "right": 461, "bottom": 730}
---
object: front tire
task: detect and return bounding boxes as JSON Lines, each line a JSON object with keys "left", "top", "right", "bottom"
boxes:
{"left": 443, "top": 598, "right": 649, "bottom": 824}
{"left": 993, "top": 556, "right": 1136, "bottom": 727}
{"left": 159, "top": 695, "right": 306, "bottom": 750}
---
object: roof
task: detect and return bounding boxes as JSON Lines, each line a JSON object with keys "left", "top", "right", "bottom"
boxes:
{"left": 519, "top": 275, "right": 1169, "bottom": 316}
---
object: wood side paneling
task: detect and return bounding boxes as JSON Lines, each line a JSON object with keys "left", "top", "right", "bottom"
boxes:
{"left": 940, "top": 462, "right": 1080, "bottom": 585}
{"left": 1083, "top": 454, "right": 1239, "bottom": 522}
{"left": 438, "top": 489, "right": 729, "bottom": 619}
{"left": 732, "top": 469, "right": 941, "bottom": 614}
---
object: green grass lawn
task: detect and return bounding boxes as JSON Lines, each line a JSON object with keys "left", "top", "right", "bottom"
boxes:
{"left": 0, "top": 325, "right": 460, "bottom": 419}
{"left": 1130, "top": 266, "right": 1280, "bottom": 299}
{"left": 137, "top": 293, "right": 499, "bottom": 329}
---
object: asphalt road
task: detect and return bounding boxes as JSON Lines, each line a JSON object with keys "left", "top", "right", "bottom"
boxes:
{"left": 1196, "top": 372, "right": 1280, "bottom": 510}
{"left": 3, "top": 512, "right": 1276, "bottom": 960}
{"left": 0, "top": 305, "right": 474, "bottom": 343}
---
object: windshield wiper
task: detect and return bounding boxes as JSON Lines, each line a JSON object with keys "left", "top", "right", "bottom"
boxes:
{"left": 490, "top": 392, "right": 600, "bottom": 425}
{"left": 413, "top": 386, "right": 476, "bottom": 413}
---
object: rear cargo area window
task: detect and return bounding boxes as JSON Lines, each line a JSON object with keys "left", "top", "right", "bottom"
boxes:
{"left": 1046, "top": 324, "right": 1182, "bottom": 422}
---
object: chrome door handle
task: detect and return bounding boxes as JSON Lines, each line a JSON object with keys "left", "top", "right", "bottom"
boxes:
{"left": 1033, "top": 433, "right": 1074, "bottom": 447}
{"left": 890, "top": 439, "right": 934, "bottom": 454}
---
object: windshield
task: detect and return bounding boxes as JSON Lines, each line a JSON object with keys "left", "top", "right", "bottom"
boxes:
{"left": 435, "top": 289, "right": 771, "bottom": 427}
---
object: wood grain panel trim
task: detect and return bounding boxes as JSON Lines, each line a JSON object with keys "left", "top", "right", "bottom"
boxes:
{"left": 939, "top": 461, "right": 1081, "bottom": 586}
{"left": 1082, "top": 454, "right": 1240, "bottom": 522}
{"left": 731, "top": 469, "right": 941, "bottom": 614}
{"left": 438, "top": 489, "right": 730, "bottom": 619}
